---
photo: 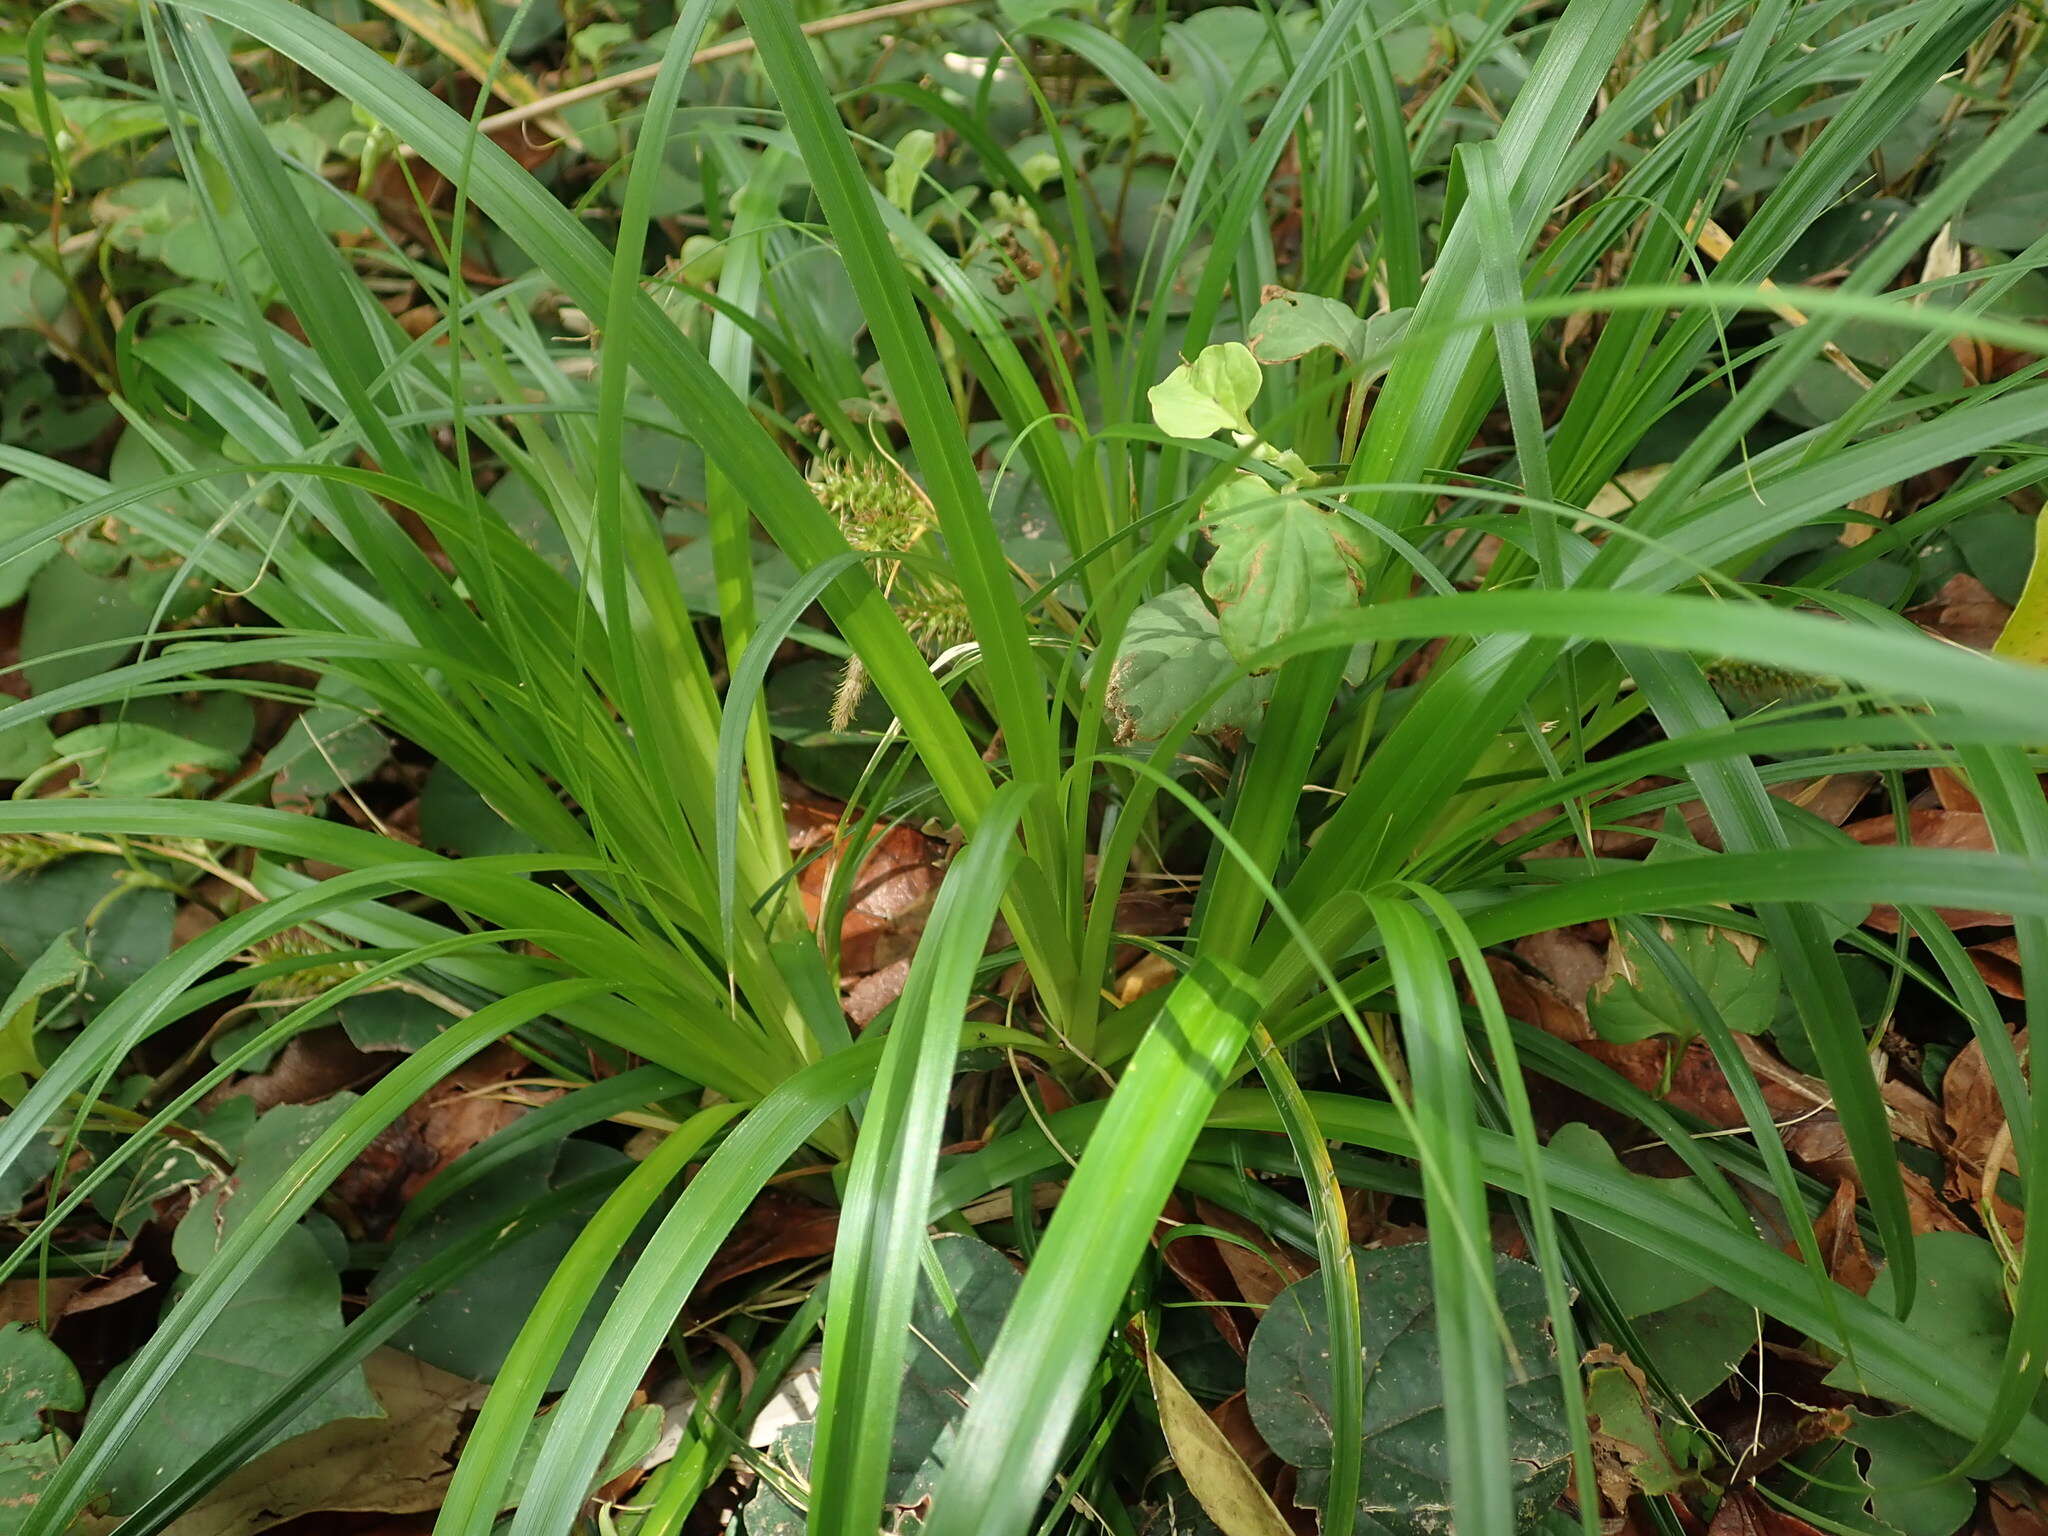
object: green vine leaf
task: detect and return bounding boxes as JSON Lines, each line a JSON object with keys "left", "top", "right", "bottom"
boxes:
{"left": 1149, "top": 342, "right": 1262, "bottom": 440}
{"left": 1103, "top": 585, "right": 1273, "bottom": 743}
{"left": 1201, "top": 474, "right": 1359, "bottom": 666}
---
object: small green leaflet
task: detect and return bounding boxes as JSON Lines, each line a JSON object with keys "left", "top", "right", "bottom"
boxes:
{"left": 1149, "top": 342, "right": 1262, "bottom": 440}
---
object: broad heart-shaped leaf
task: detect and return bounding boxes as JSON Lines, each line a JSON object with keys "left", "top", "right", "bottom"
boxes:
{"left": 1843, "top": 1408, "right": 2003, "bottom": 1536}
{"left": 744, "top": 1421, "right": 940, "bottom": 1536}
{"left": 0, "top": 476, "right": 65, "bottom": 606}
{"left": 0, "top": 1324, "right": 82, "bottom": 1444}
{"left": 1200, "top": 475, "right": 1360, "bottom": 666}
{"left": 1546, "top": 1125, "right": 1756, "bottom": 1402}
{"left": 1958, "top": 154, "right": 2048, "bottom": 251}
{"left": 0, "top": 717, "right": 54, "bottom": 780}
{"left": 0, "top": 932, "right": 89, "bottom": 1090}
{"left": 1245, "top": 1243, "right": 1570, "bottom": 1536}
{"left": 891, "top": 1234, "right": 1022, "bottom": 1486}
{"left": 1148, "top": 342, "right": 1262, "bottom": 440}
{"left": 0, "top": 1433, "right": 67, "bottom": 1532}
{"left": 54, "top": 720, "right": 238, "bottom": 797}
{"left": 263, "top": 702, "right": 389, "bottom": 813}
{"left": 1103, "top": 585, "right": 1273, "bottom": 743}
{"left": 417, "top": 763, "right": 540, "bottom": 859}
{"left": 171, "top": 1099, "right": 356, "bottom": 1258}
{"left": 0, "top": 854, "right": 173, "bottom": 1021}
{"left": 329, "top": 987, "right": 458, "bottom": 1053}
{"left": 0, "top": 1115, "right": 64, "bottom": 1221}
{"left": 18, "top": 554, "right": 155, "bottom": 696}
{"left": 370, "top": 1135, "right": 631, "bottom": 1388}
{"left": 1247, "top": 291, "right": 1413, "bottom": 375}
{"left": 93, "top": 1221, "right": 381, "bottom": 1514}
{"left": 1825, "top": 1233, "right": 2019, "bottom": 1408}
{"left": 1587, "top": 920, "right": 1781, "bottom": 1047}
{"left": 741, "top": 1235, "right": 1021, "bottom": 1535}
{"left": 885, "top": 128, "right": 938, "bottom": 213}
{"left": 1248, "top": 289, "right": 1370, "bottom": 362}
{"left": 1779, "top": 1406, "right": 2007, "bottom": 1536}
{"left": 0, "top": 244, "right": 67, "bottom": 333}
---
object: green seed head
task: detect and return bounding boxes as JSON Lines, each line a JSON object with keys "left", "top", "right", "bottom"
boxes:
{"left": 0, "top": 835, "right": 75, "bottom": 878}
{"left": 810, "top": 450, "right": 934, "bottom": 554}
{"left": 1702, "top": 657, "right": 1830, "bottom": 708}
{"left": 245, "top": 928, "right": 365, "bottom": 1000}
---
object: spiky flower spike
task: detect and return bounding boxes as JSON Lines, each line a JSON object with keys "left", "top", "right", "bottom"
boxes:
{"left": 811, "top": 447, "right": 963, "bottom": 727}
{"left": 243, "top": 927, "right": 366, "bottom": 1002}
{"left": 1702, "top": 657, "right": 1834, "bottom": 710}
{"left": 809, "top": 449, "right": 935, "bottom": 554}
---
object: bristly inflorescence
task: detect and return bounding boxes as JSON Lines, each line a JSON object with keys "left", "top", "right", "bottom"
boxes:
{"left": 0, "top": 834, "right": 76, "bottom": 878}
{"left": 242, "top": 927, "right": 366, "bottom": 1002}
{"left": 1702, "top": 657, "right": 1835, "bottom": 710}
{"left": 810, "top": 449, "right": 973, "bottom": 729}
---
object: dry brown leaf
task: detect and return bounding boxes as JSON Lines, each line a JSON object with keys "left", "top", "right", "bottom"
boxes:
{"left": 1989, "top": 1486, "right": 2048, "bottom": 1536}
{"left": 399, "top": 1041, "right": 549, "bottom": 1201}
{"left": 1158, "top": 1199, "right": 1254, "bottom": 1353}
{"left": 1903, "top": 1167, "right": 1973, "bottom": 1235}
{"left": 1486, "top": 954, "right": 1591, "bottom": 1042}
{"left": 844, "top": 957, "right": 912, "bottom": 1026}
{"left": 1586, "top": 465, "right": 1671, "bottom": 524}
{"left": 1146, "top": 1337, "right": 1294, "bottom": 1536}
{"left": 1194, "top": 1198, "right": 1314, "bottom": 1312}
{"left": 700, "top": 1187, "right": 840, "bottom": 1291}
{"left": 1117, "top": 951, "right": 1179, "bottom": 1004}
{"left": 1708, "top": 1489, "right": 1828, "bottom": 1536}
{"left": 1840, "top": 487, "right": 1892, "bottom": 546}
{"left": 210, "top": 1026, "right": 385, "bottom": 1113}
{"left": 796, "top": 817, "right": 946, "bottom": 978}
{"left": 1569, "top": 1032, "right": 1938, "bottom": 1190}
{"left": 1846, "top": 809, "right": 2010, "bottom": 931}
{"left": 1487, "top": 928, "right": 1607, "bottom": 1042}
{"left": 1971, "top": 937, "right": 2026, "bottom": 999}
{"left": 1520, "top": 929, "right": 1608, "bottom": 1008}
{"left": 151, "top": 1350, "right": 487, "bottom": 1536}
{"left": 1804, "top": 1180, "right": 1876, "bottom": 1296}
{"left": 1943, "top": 1032, "right": 2027, "bottom": 1244}
{"left": 0, "top": 1278, "right": 88, "bottom": 1326}
{"left": 1931, "top": 766, "right": 1983, "bottom": 814}
{"left": 59, "top": 1264, "right": 156, "bottom": 1318}
{"left": 1530, "top": 774, "right": 1875, "bottom": 862}
{"left": 1908, "top": 573, "right": 2013, "bottom": 653}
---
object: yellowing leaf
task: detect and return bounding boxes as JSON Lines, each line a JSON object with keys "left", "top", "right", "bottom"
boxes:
{"left": 1149, "top": 342, "right": 1262, "bottom": 440}
{"left": 1583, "top": 464, "right": 1668, "bottom": 524}
{"left": 1146, "top": 1331, "right": 1292, "bottom": 1536}
{"left": 1993, "top": 512, "right": 2048, "bottom": 665}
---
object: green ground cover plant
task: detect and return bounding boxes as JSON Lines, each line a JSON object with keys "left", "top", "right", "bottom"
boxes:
{"left": 2, "top": 0, "right": 2048, "bottom": 1532}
